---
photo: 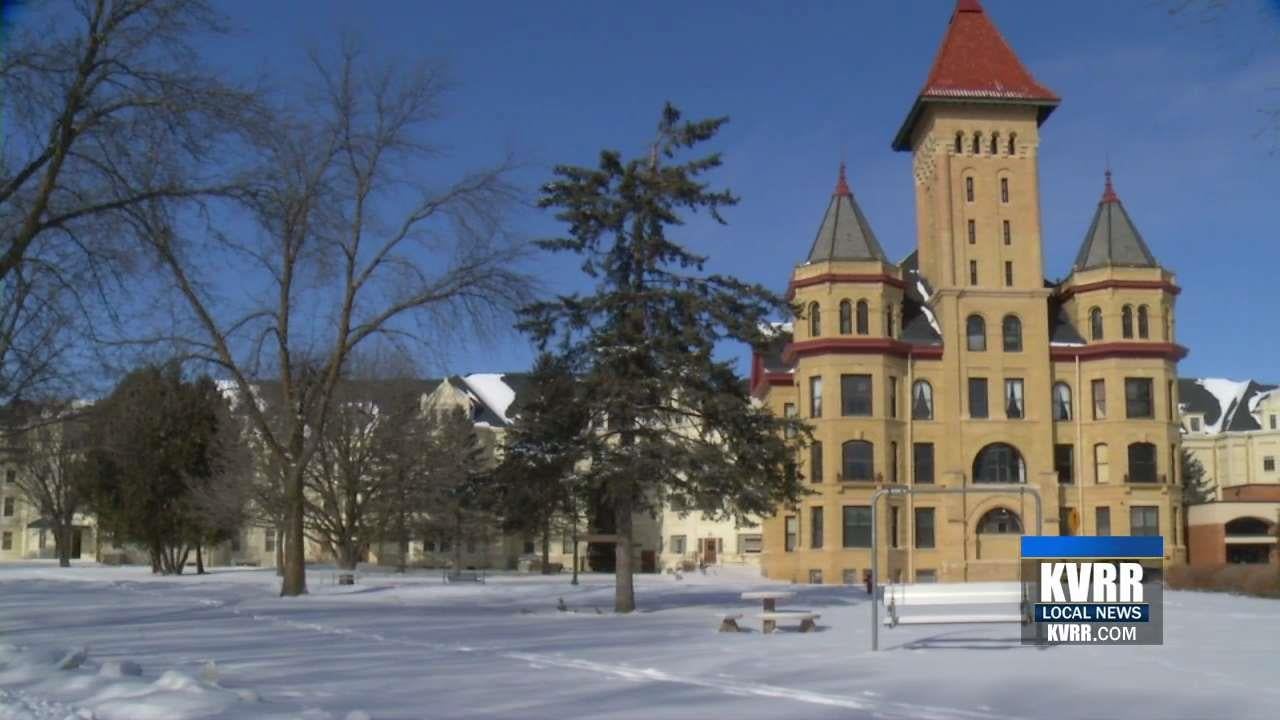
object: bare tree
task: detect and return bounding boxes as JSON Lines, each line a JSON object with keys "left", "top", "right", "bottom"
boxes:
{"left": 124, "top": 45, "right": 534, "bottom": 595}
{"left": 8, "top": 407, "right": 91, "bottom": 567}
{"left": 0, "top": 0, "right": 258, "bottom": 404}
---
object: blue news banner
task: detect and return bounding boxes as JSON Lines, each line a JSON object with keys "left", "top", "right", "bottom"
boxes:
{"left": 1020, "top": 536, "right": 1164, "bottom": 646}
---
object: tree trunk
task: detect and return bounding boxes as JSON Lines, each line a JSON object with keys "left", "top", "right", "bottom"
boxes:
{"left": 336, "top": 541, "right": 358, "bottom": 585}
{"left": 150, "top": 543, "right": 162, "bottom": 574}
{"left": 540, "top": 521, "right": 552, "bottom": 575}
{"left": 396, "top": 524, "right": 409, "bottom": 574}
{"left": 275, "top": 527, "right": 284, "bottom": 576}
{"left": 196, "top": 543, "right": 205, "bottom": 575}
{"left": 55, "top": 524, "right": 70, "bottom": 568}
{"left": 571, "top": 530, "right": 579, "bottom": 586}
{"left": 613, "top": 492, "right": 636, "bottom": 613}
{"left": 281, "top": 466, "right": 308, "bottom": 596}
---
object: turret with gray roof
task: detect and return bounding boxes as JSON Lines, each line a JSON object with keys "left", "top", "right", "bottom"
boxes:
{"left": 1073, "top": 171, "right": 1160, "bottom": 271}
{"left": 805, "top": 164, "right": 889, "bottom": 264}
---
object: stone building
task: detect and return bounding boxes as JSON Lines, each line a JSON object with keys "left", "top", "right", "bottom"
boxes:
{"left": 1181, "top": 378, "right": 1280, "bottom": 566}
{"left": 750, "top": 0, "right": 1187, "bottom": 584}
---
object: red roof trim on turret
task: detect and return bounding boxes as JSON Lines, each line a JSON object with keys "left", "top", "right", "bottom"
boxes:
{"left": 893, "top": 0, "right": 1059, "bottom": 151}
{"left": 834, "top": 162, "right": 851, "bottom": 197}
{"left": 1101, "top": 169, "right": 1119, "bottom": 204}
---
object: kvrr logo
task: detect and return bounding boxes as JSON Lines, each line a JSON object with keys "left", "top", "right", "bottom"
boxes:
{"left": 1040, "top": 562, "right": 1144, "bottom": 603}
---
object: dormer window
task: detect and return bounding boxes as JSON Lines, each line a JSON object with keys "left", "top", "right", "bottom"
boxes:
{"left": 1189, "top": 416, "right": 1202, "bottom": 432}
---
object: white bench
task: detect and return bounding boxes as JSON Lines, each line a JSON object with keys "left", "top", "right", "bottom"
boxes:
{"left": 717, "top": 613, "right": 744, "bottom": 632}
{"left": 758, "top": 611, "right": 820, "bottom": 634}
{"left": 881, "top": 581, "right": 1030, "bottom": 628}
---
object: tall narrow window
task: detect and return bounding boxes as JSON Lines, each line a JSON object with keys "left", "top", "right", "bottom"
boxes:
{"left": 966, "top": 314, "right": 986, "bottom": 351}
{"left": 810, "top": 441, "right": 823, "bottom": 484}
{"left": 808, "top": 302, "right": 821, "bottom": 337}
{"left": 1128, "top": 443, "right": 1157, "bottom": 483}
{"left": 965, "top": 176, "right": 975, "bottom": 202}
{"left": 1007, "top": 132, "right": 1017, "bottom": 154}
{"left": 1005, "top": 379, "right": 1025, "bottom": 419}
{"left": 1004, "top": 261, "right": 1014, "bottom": 287}
{"left": 991, "top": 132, "right": 1000, "bottom": 155}
{"left": 1002, "top": 315, "right": 1022, "bottom": 352}
{"left": 1092, "top": 379, "right": 1107, "bottom": 419}
{"left": 855, "top": 300, "right": 869, "bottom": 335}
{"left": 785, "top": 516, "right": 798, "bottom": 551}
{"left": 839, "top": 300, "right": 852, "bottom": 334}
{"left": 842, "top": 506, "right": 872, "bottom": 548}
{"left": 890, "top": 442, "right": 899, "bottom": 484}
{"left": 1171, "top": 445, "right": 1178, "bottom": 484}
{"left": 969, "top": 260, "right": 978, "bottom": 286}
{"left": 1000, "top": 177, "right": 1009, "bottom": 203}
{"left": 1167, "top": 381, "right": 1175, "bottom": 421}
{"left": 955, "top": 131, "right": 964, "bottom": 153}
{"left": 888, "top": 376, "right": 898, "bottom": 419}
{"left": 912, "top": 380, "right": 934, "bottom": 420}
{"left": 1053, "top": 382, "right": 1072, "bottom": 420}
{"left": 1089, "top": 307, "right": 1103, "bottom": 340}
{"left": 885, "top": 308, "right": 894, "bottom": 338}
{"left": 1125, "top": 378, "right": 1153, "bottom": 418}
{"left": 972, "top": 132, "right": 982, "bottom": 154}
{"left": 1121, "top": 305, "right": 1134, "bottom": 339}
{"left": 891, "top": 507, "right": 900, "bottom": 548}
{"left": 914, "top": 508, "right": 936, "bottom": 548}
{"left": 1055, "top": 444, "right": 1074, "bottom": 484}
{"left": 969, "top": 377, "right": 989, "bottom": 419}
{"left": 1094, "top": 443, "right": 1111, "bottom": 484}
{"left": 1138, "top": 305, "right": 1150, "bottom": 339}
{"left": 809, "top": 376, "right": 823, "bottom": 418}
{"left": 810, "top": 507, "right": 824, "bottom": 549}
{"left": 783, "top": 403, "right": 797, "bottom": 438}
{"left": 1003, "top": 219, "right": 1011, "bottom": 245}
{"left": 967, "top": 219, "right": 976, "bottom": 244}
{"left": 913, "top": 443, "right": 934, "bottom": 484}
{"left": 841, "top": 441, "right": 874, "bottom": 481}
{"left": 1095, "top": 507, "right": 1111, "bottom": 536}
{"left": 840, "top": 374, "right": 873, "bottom": 417}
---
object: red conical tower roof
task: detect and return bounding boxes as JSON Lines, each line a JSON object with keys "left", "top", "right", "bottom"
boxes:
{"left": 893, "top": 0, "right": 1059, "bottom": 150}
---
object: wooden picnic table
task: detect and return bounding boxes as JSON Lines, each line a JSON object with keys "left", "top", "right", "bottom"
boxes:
{"left": 740, "top": 591, "right": 794, "bottom": 613}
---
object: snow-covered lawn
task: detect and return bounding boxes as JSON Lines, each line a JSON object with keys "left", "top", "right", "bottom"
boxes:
{"left": 1, "top": 562, "right": 1277, "bottom": 720}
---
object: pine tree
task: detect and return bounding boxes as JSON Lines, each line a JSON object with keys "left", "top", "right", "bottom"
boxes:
{"left": 1181, "top": 447, "right": 1216, "bottom": 505}
{"left": 487, "top": 353, "right": 590, "bottom": 575}
{"left": 521, "top": 104, "right": 808, "bottom": 612}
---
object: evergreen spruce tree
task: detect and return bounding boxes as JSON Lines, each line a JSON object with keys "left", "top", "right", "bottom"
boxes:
{"left": 1181, "top": 447, "right": 1216, "bottom": 505}
{"left": 488, "top": 353, "right": 590, "bottom": 575}
{"left": 521, "top": 104, "right": 808, "bottom": 612}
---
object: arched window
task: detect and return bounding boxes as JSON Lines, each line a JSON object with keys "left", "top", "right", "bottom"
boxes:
{"left": 839, "top": 300, "right": 852, "bottom": 335}
{"left": 1121, "top": 305, "right": 1134, "bottom": 339}
{"left": 855, "top": 299, "right": 869, "bottom": 335}
{"left": 808, "top": 302, "right": 821, "bottom": 337}
{"left": 885, "top": 308, "right": 894, "bottom": 338}
{"left": 955, "top": 131, "right": 964, "bottom": 153}
{"left": 966, "top": 314, "right": 986, "bottom": 351}
{"left": 1127, "top": 442, "right": 1157, "bottom": 483}
{"left": 1007, "top": 132, "right": 1017, "bottom": 155}
{"left": 972, "top": 131, "right": 982, "bottom": 154}
{"left": 1138, "top": 305, "right": 1150, "bottom": 339}
{"left": 1089, "top": 307, "right": 1103, "bottom": 340}
{"left": 1225, "top": 517, "right": 1273, "bottom": 536}
{"left": 1053, "top": 382, "right": 1073, "bottom": 421}
{"left": 841, "top": 440, "right": 874, "bottom": 482}
{"left": 990, "top": 131, "right": 1000, "bottom": 155}
{"left": 1002, "top": 314, "right": 1022, "bottom": 352}
{"left": 973, "top": 443, "right": 1026, "bottom": 483}
{"left": 977, "top": 507, "right": 1023, "bottom": 534}
{"left": 912, "top": 380, "right": 934, "bottom": 420}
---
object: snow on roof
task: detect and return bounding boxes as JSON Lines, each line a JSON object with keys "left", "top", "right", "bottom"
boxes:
{"left": 1248, "top": 388, "right": 1278, "bottom": 415}
{"left": 1197, "top": 378, "right": 1252, "bottom": 434}
{"left": 462, "top": 373, "right": 517, "bottom": 425}
{"left": 914, "top": 279, "right": 942, "bottom": 336}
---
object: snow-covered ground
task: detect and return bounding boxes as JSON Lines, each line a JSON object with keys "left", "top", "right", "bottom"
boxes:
{"left": 1, "top": 562, "right": 1277, "bottom": 719}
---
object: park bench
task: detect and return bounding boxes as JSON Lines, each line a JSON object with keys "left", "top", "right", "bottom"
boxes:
{"left": 757, "top": 611, "right": 820, "bottom": 634}
{"left": 881, "top": 581, "right": 1030, "bottom": 628}
{"left": 444, "top": 568, "right": 486, "bottom": 584}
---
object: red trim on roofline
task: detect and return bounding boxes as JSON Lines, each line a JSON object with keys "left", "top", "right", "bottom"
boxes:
{"left": 783, "top": 338, "right": 944, "bottom": 363}
{"left": 1057, "top": 279, "right": 1181, "bottom": 300}
{"left": 787, "top": 273, "right": 905, "bottom": 300}
{"left": 1050, "top": 342, "right": 1188, "bottom": 363}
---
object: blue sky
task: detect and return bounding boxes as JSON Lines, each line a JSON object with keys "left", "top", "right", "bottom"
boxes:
{"left": 204, "top": 0, "right": 1280, "bottom": 381}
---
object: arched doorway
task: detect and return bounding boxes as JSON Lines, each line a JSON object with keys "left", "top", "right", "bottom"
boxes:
{"left": 974, "top": 506, "right": 1023, "bottom": 562}
{"left": 977, "top": 507, "right": 1023, "bottom": 534}
{"left": 972, "top": 443, "right": 1026, "bottom": 484}
{"left": 1225, "top": 517, "right": 1275, "bottom": 564}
